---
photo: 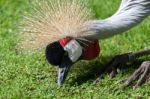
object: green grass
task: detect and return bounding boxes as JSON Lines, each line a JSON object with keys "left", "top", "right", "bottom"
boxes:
{"left": 0, "top": 0, "right": 150, "bottom": 98}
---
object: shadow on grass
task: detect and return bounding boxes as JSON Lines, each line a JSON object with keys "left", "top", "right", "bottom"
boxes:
{"left": 69, "top": 56, "right": 147, "bottom": 86}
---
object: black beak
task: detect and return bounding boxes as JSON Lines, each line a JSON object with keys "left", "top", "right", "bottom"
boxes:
{"left": 57, "top": 56, "right": 72, "bottom": 86}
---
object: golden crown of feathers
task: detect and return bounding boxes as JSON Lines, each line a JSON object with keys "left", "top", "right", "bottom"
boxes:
{"left": 18, "top": 0, "right": 94, "bottom": 51}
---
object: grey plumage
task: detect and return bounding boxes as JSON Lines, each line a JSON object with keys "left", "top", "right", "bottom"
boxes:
{"left": 84, "top": 0, "right": 150, "bottom": 40}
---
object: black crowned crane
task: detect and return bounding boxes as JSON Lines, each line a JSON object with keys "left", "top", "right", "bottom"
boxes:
{"left": 19, "top": 0, "right": 150, "bottom": 86}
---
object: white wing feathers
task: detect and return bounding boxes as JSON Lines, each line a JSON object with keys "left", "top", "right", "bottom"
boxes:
{"left": 84, "top": 0, "right": 150, "bottom": 39}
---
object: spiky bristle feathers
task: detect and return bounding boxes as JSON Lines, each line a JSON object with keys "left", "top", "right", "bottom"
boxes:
{"left": 18, "top": 0, "right": 93, "bottom": 51}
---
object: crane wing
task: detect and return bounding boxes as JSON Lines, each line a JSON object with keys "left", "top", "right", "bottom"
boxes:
{"left": 83, "top": 0, "right": 150, "bottom": 40}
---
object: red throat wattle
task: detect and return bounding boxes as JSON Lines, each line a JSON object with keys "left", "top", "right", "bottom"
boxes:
{"left": 59, "top": 38, "right": 100, "bottom": 60}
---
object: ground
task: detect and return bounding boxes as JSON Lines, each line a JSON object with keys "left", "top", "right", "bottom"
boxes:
{"left": 0, "top": 0, "right": 150, "bottom": 98}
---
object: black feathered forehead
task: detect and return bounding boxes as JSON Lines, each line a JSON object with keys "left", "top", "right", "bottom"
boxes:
{"left": 45, "top": 41, "right": 65, "bottom": 66}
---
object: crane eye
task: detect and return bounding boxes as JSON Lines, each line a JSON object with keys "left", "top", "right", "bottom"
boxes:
{"left": 64, "top": 52, "right": 68, "bottom": 56}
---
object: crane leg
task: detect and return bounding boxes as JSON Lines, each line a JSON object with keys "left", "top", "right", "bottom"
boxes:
{"left": 96, "top": 49, "right": 150, "bottom": 86}
{"left": 122, "top": 61, "right": 150, "bottom": 87}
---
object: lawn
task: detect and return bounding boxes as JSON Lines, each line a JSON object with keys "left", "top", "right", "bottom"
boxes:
{"left": 0, "top": 0, "right": 150, "bottom": 98}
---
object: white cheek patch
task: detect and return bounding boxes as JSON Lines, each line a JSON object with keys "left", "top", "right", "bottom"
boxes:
{"left": 64, "top": 40, "right": 82, "bottom": 62}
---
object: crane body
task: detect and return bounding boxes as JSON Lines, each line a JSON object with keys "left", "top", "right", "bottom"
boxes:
{"left": 19, "top": 0, "right": 150, "bottom": 86}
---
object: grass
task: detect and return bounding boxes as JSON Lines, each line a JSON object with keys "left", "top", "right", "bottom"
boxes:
{"left": 0, "top": 0, "right": 150, "bottom": 98}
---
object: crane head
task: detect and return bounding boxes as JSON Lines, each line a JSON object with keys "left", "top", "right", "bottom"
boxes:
{"left": 45, "top": 41, "right": 73, "bottom": 86}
